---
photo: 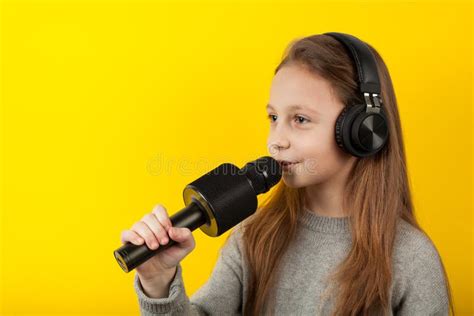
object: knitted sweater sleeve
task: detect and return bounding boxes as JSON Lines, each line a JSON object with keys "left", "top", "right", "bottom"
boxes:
{"left": 394, "top": 233, "right": 450, "bottom": 316}
{"left": 134, "top": 224, "right": 244, "bottom": 316}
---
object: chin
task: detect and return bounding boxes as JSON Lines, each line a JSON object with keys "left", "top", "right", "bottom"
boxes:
{"left": 282, "top": 173, "right": 326, "bottom": 189}
{"left": 281, "top": 176, "right": 308, "bottom": 189}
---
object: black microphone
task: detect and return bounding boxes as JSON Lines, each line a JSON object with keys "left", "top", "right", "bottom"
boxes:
{"left": 114, "top": 156, "right": 282, "bottom": 273}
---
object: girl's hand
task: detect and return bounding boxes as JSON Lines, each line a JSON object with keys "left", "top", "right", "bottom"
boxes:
{"left": 120, "top": 204, "right": 196, "bottom": 282}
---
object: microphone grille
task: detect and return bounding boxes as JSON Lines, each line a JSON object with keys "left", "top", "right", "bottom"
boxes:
{"left": 253, "top": 156, "right": 282, "bottom": 192}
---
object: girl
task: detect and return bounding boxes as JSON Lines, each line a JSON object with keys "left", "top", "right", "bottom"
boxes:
{"left": 120, "top": 33, "right": 454, "bottom": 315}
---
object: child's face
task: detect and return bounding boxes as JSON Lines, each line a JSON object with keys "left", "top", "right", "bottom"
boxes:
{"left": 266, "top": 63, "right": 357, "bottom": 188}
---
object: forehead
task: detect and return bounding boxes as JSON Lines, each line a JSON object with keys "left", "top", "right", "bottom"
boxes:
{"left": 268, "top": 64, "right": 340, "bottom": 114}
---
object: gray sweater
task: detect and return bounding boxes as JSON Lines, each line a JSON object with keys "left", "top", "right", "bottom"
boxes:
{"left": 134, "top": 207, "right": 449, "bottom": 315}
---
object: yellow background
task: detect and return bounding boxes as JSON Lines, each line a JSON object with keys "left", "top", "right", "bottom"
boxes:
{"left": 0, "top": 0, "right": 472, "bottom": 315}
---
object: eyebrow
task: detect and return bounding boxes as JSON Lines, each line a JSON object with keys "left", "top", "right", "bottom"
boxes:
{"left": 266, "top": 103, "right": 321, "bottom": 116}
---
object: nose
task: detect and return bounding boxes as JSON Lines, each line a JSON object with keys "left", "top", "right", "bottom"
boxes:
{"left": 267, "top": 134, "right": 290, "bottom": 156}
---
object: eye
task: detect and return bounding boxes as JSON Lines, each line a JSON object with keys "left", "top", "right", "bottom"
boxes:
{"left": 295, "top": 115, "right": 310, "bottom": 124}
{"left": 267, "top": 114, "right": 277, "bottom": 122}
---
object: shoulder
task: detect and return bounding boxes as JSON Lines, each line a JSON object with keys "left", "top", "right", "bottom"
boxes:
{"left": 393, "top": 218, "right": 442, "bottom": 266}
{"left": 391, "top": 218, "right": 449, "bottom": 310}
{"left": 219, "top": 218, "right": 247, "bottom": 258}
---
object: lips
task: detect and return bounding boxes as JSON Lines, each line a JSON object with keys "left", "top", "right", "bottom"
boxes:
{"left": 277, "top": 160, "right": 301, "bottom": 168}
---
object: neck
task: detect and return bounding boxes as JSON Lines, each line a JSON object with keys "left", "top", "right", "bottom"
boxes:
{"left": 304, "top": 161, "right": 354, "bottom": 218}
{"left": 304, "top": 183, "right": 346, "bottom": 218}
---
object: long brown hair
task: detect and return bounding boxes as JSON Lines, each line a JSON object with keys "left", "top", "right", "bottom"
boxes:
{"left": 235, "top": 34, "right": 454, "bottom": 315}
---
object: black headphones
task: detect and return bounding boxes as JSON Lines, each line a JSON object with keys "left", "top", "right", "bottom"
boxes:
{"left": 323, "top": 32, "right": 389, "bottom": 158}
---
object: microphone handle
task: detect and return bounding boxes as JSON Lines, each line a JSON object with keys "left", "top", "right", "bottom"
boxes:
{"left": 114, "top": 200, "right": 208, "bottom": 273}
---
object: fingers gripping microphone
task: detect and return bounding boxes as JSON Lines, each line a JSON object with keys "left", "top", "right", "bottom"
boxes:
{"left": 114, "top": 156, "right": 282, "bottom": 273}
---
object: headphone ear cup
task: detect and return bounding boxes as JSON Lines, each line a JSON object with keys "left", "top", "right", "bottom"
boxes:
{"left": 351, "top": 108, "right": 389, "bottom": 153}
{"left": 335, "top": 106, "right": 350, "bottom": 150}
{"left": 335, "top": 104, "right": 379, "bottom": 158}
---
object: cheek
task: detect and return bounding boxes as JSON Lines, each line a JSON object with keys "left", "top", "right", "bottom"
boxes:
{"left": 298, "top": 128, "right": 348, "bottom": 177}
{"left": 282, "top": 128, "right": 350, "bottom": 187}
{"left": 302, "top": 127, "right": 336, "bottom": 159}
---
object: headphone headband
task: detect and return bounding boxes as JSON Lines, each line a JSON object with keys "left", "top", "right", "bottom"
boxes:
{"left": 323, "top": 32, "right": 380, "bottom": 94}
{"left": 323, "top": 32, "right": 383, "bottom": 114}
